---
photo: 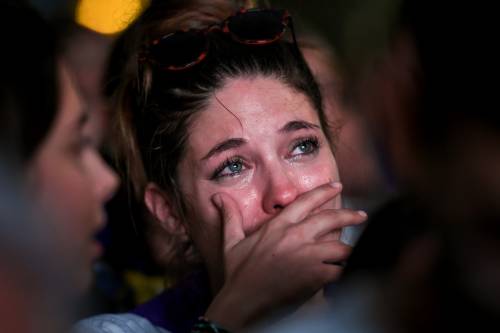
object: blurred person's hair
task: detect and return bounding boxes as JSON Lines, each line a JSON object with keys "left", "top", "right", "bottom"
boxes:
{"left": 0, "top": 2, "right": 58, "bottom": 164}
{"left": 52, "top": 18, "right": 112, "bottom": 102}
{"left": 106, "top": 1, "right": 331, "bottom": 276}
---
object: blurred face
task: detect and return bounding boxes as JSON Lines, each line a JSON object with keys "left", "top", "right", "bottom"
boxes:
{"left": 177, "top": 76, "right": 340, "bottom": 278}
{"left": 303, "top": 46, "right": 387, "bottom": 197}
{"left": 29, "top": 64, "right": 118, "bottom": 290}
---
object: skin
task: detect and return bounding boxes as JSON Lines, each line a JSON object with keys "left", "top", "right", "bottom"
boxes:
{"left": 180, "top": 76, "right": 341, "bottom": 260}
{"left": 146, "top": 76, "right": 367, "bottom": 329}
{"left": 29, "top": 64, "right": 118, "bottom": 290}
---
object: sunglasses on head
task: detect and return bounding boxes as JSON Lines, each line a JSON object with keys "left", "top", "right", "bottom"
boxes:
{"left": 141, "top": 8, "right": 296, "bottom": 71}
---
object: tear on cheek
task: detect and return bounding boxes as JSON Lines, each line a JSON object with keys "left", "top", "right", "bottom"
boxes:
{"left": 298, "top": 174, "right": 318, "bottom": 190}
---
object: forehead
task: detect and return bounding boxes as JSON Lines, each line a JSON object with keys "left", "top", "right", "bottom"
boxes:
{"left": 189, "top": 76, "right": 320, "bottom": 141}
{"left": 57, "top": 64, "right": 85, "bottom": 128}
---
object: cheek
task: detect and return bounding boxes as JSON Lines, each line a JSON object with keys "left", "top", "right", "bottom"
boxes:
{"left": 186, "top": 186, "right": 256, "bottom": 227}
{"left": 186, "top": 183, "right": 262, "bottom": 237}
{"left": 33, "top": 155, "right": 97, "bottom": 236}
{"left": 295, "top": 157, "right": 342, "bottom": 208}
{"left": 30, "top": 156, "right": 98, "bottom": 290}
{"left": 236, "top": 187, "right": 262, "bottom": 233}
{"left": 298, "top": 163, "right": 339, "bottom": 189}
{"left": 53, "top": 174, "right": 89, "bottom": 221}
{"left": 296, "top": 154, "right": 340, "bottom": 187}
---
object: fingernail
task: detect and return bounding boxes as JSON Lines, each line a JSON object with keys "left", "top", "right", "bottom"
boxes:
{"left": 357, "top": 210, "right": 368, "bottom": 218}
{"left": 330, "top": 181, "right": 342, "bottom": 189}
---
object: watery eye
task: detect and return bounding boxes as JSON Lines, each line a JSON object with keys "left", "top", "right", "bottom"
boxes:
{"left": 212, "top": 157, "right": 246, "bottom": 180}
{"left": 291, "top": 137, "right": 319, "bottom": 157}
{"left": 228, "top": 161, "right": 243, "bottom": 173}
{"left": 297, "top": 141, "right": 314, "bottom": 154}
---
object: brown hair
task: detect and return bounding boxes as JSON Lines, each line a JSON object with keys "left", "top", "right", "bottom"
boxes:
{"left": 106, "top": 1, "right": 334, "bottom": 275}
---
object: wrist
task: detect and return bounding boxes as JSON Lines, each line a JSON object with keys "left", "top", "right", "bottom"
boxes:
{"left": 204, "top": 285, "right": 259, "bottom": 331}
{"left": 192, "top": 316, "right": 231, "bottom": 333}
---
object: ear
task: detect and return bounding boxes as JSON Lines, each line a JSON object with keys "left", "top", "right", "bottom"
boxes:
{"left": 144, "top": 182, "right": 187, "bottom": 236}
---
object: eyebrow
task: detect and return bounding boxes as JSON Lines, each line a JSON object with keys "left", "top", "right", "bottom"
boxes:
{"left": 279, "top": 120, "right": 321, "bottom": 133}
{"left": 202, "top": 138, "right": 247, "bottom": 161}
{"left": 200, "top": 121, "right": 319, "bottom": 161}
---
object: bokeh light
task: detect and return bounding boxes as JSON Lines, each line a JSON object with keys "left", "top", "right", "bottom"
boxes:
{"left": 75, "top": 0, "right": 150, "bottom": 35}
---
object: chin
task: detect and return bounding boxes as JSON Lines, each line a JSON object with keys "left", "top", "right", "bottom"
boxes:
{"left": 66, "top": 255, "right": 95, "bottom": 296}
{"left": 76, "top": 266, "right": 94, "bottom": 294}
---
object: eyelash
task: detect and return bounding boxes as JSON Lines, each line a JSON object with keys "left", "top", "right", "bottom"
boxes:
{"left": 289, "top": 136, "right": 321, "bottom": 159}
{"left": 210, "top": 136, "right": 321, "bottom": 180}
{"left": 211, "top": 156, "right": 245, "bottom": 180}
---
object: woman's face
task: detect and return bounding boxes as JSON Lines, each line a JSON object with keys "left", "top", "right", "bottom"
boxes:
{"left": 29, "top": 64, "right": 118, "bottom": 290}
{"left": 177, "top": 76, "right": 340, "bottom": 278}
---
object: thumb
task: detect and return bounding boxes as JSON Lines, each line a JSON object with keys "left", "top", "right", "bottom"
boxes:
{"left": 212, "top": 193, "right": 245, "bottom": 253}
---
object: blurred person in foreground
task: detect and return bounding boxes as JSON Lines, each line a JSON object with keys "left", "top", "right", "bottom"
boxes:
{"left": 0, "top": 163, "right": 68, "bottom": 333}
{"left": 56, "top": 18, "right": 143, "bottom": 315}
{"left": 253, "top": 0, "right": 500, "bottom": 332}
{"left": 300, "top": 33, "right": 393, "bottom": 214}
{"left": 0, "top": 2, "right": 118, "bottom": 331}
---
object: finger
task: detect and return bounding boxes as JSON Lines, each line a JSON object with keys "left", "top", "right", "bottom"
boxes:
{"left": 293, "top": 209, "right": 367, "bottom": 240}
{"left": 314, "top": 261, "right": 345, "bottom": 285}
{"left": 212, "top": 193, "right": 245, "bottom": 253}
{"left": 280, "top": 182, "right": 343, "bottom": 224}
{"left": 301, "top": 242, "right": 351, "bottom": 285}
{"left": 310, "top": 241, "right": 353, "bottom": 265}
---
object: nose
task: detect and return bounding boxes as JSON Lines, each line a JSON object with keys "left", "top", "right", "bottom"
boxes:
{"left": 262, "top": 168, "right": 299, "bottom": 215}
{"left": 92, "top": 153, "right": 119, "bottom": 203}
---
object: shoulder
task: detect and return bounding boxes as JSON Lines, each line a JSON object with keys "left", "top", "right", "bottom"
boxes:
{"left": 73, "top": 313, "right": 170, "bottom": 333}
{"left": 131, "top": 270, "right": 212, "bottom": 332}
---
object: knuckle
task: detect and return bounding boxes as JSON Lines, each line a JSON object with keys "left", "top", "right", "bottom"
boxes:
{"left": 283, "top": 225, "right": 304, "bottom": 244}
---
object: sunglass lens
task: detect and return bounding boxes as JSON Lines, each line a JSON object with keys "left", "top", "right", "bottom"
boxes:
{"left": 150, "top": 31, "right": 207, "bottom": 69}
{"left": 227, "top": 10, "right": 286, "bottom": 44}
